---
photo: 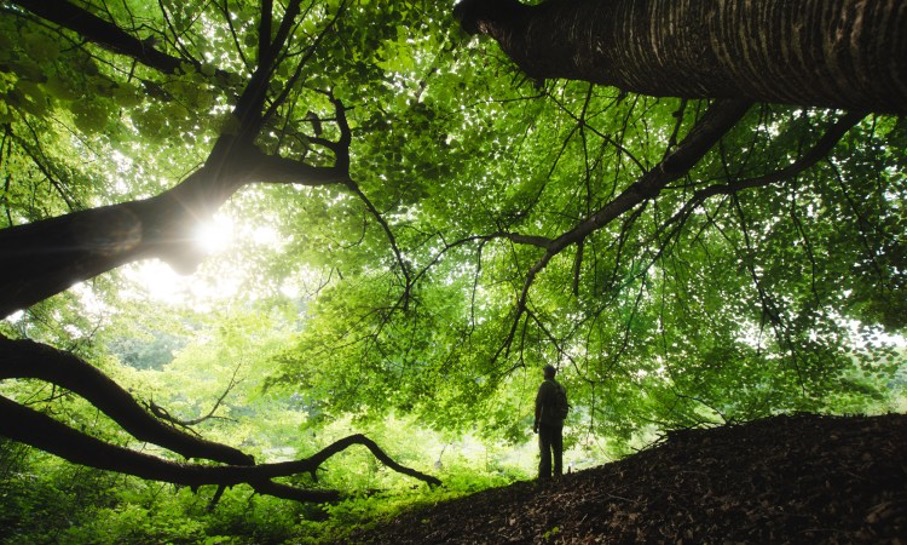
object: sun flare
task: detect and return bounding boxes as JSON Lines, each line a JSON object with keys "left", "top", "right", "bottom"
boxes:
{"left": 194, "top": 214, "right": 235, "bottom": 254}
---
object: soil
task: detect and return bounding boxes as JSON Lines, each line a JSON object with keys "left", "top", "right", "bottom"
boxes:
{"left": 348, "top": 413, "right": 906, "bottom": 544}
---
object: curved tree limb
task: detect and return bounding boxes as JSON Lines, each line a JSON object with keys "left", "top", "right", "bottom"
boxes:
{"left": 0, "top": 0, "right": 359, "bottom": 319}
{"left": 320, "top": 89, "right": 415, "bottom": 309}
{"left": 495, "top": 99, "right": 751, "bottom": 357}
{"left": 548, "top": 100, "right": 752, "bottom": 253}
{"left": 586, "top": 109, "right": 871, "bottom": 326}
{"left": 647, "top": 110, "right": 868, "bottom": 272}
{"left": 0, "top": 334, "right": 253, "bottom": 465}
{"left": 0, "top": 393, "right": 439, "bottom": 503}
{"left": 0, "top": 331, "right": 441, "bottom": 502}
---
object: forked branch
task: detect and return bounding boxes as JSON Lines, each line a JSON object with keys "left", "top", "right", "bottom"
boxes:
{"left": 655, "top": 110, "right": 867, "bottom": 241}
{"left": 496, "top": 99, "right": 751, "bottom": 358}
{"left": 148, "top": 363, "right": 243, "bottom": 429}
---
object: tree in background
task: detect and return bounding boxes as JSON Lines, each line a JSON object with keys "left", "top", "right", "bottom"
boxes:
{"left": 0, "top": 0, "right": 904, "bottom": 503}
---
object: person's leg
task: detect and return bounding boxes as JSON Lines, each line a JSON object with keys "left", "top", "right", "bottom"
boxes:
{"left": 552, "top": 425, "right": 563, "bottom": 477}
{"left": 538, "top": 426, "right": 553, "bottom": 479}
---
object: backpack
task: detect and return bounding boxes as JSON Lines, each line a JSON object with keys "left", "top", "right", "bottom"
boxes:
{"left": 550, "top": 380, "right": 569, "bottom": 420}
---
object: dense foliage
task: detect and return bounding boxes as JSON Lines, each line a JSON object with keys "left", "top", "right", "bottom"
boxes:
{"left": 0, "top": 0, "right": 904, "bottom": 541}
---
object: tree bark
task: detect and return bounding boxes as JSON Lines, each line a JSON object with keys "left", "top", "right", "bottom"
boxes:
{"left": 454, "top": 0, "right": 905, "bottom": 114}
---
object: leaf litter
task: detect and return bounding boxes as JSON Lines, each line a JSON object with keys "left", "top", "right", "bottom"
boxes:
{"left": 348, "top": 413, "right": 905, "bottom": 544}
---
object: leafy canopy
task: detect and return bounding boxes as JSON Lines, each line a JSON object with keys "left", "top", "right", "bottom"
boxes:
{"left": 0, "top": 0, "right": 904, "bottom": 489}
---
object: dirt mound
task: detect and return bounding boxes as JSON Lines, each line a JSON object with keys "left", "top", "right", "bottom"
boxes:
{"left": 349, "top": 413, "right": 906, "bottom": 544}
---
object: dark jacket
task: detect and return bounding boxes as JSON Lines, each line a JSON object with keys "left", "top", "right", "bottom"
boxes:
{"left": 535, "top": 378, "right": 565, "bottom": 427}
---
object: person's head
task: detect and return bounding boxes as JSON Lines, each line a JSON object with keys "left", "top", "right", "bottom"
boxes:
{"left": 543, "top": 365, "right": 556, "bottom": 379}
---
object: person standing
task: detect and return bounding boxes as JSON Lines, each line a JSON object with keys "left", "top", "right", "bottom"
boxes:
{"left": 533, "top": 364, "right": 567, "bottom": 480}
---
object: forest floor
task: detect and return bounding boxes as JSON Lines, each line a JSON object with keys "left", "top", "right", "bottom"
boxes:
{"left": 346, "top": 413, "right": 906, "bottom": 544}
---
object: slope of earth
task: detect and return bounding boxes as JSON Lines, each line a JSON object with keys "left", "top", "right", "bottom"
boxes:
{"left": 347, "top": 413, "right": 906, "bottom": 544}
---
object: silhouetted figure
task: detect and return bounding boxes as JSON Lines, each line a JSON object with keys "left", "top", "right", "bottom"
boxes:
{"left": 533, "top": 364, "right": 567, "bottom": 480}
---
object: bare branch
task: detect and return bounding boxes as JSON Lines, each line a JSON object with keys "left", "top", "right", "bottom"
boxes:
{"left": 148, "top": 363, "right": 243, "bottom": 428}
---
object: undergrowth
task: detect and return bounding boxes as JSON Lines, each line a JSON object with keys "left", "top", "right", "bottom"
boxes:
{"left": 0, "top": 445, "right": 528, "bottom": 544}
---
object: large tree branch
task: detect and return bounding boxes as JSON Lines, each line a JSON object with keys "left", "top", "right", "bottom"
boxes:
{"left": 549, "top": 100, "right": 752, "bottom": 253}
{"left": 655, "top": 110, "right": 868, "bottom": 247}
{"left": 203, "top": 0, "right": 310, "bottom": 175}
{"left": 8, "top": 0, "right": 232, "bottom": 81}
{"left": 0, "top": 393, "right": 439, "bottom": 503}
{"left": 586, "top": 110, "right": 869, "bottom": 317}
{"left": 0, "top": 334, "right": 253, "bottom": 465}
{"left": 496, "top": 99, "right": 751, "bottom": 357}
{"left": 0, "top": 146, "right": 348, "bottom": 318}
{"left": 0, "top": 0, "right": 368, "bottom": 321}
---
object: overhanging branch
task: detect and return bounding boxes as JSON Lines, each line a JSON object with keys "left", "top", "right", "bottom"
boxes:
{"left": 8, "top": 0, "right": 233, "bottom": 81}
{"left": 495, "top": 99, "right": 751, "bottom": 358}
{"left": 655, "top": 110, "right": 868, "bottom": 250}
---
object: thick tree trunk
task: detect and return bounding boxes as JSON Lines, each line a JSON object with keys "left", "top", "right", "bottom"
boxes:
{"left": 454, "top": 0, "right": 905, "bottom": 114}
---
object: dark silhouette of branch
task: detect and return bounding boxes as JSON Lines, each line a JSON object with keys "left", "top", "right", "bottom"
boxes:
{"left": 634, "top": 111, "right": 868, "bottom": 324}
{"left": 0, "top": 146, "right": 349, "bottom": 318}
{"left": 8, "top": 0, "right": 233, "bottom": 82}
{"left": 316, "top": 91, "right": 414, "bottom": 309}
{"left": 0, "top": 1, "right": 360, "bottom": 318}
{"left": 495, "top": 99, "right": 751, "bottom": 359}
{"left": 657, "top": 111, "right": 867, "bottom": 237}
{"left": 0, "top": 335, "right": 441, "bottom": 503}
{"left": 148, "top": 363, "right": 243, "bottom": 429}
{"left": 0, "top": 393, "right": 439, "bottom": 503}
{"left": 0, "top": 334, "right": 253, "bottom": 465}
